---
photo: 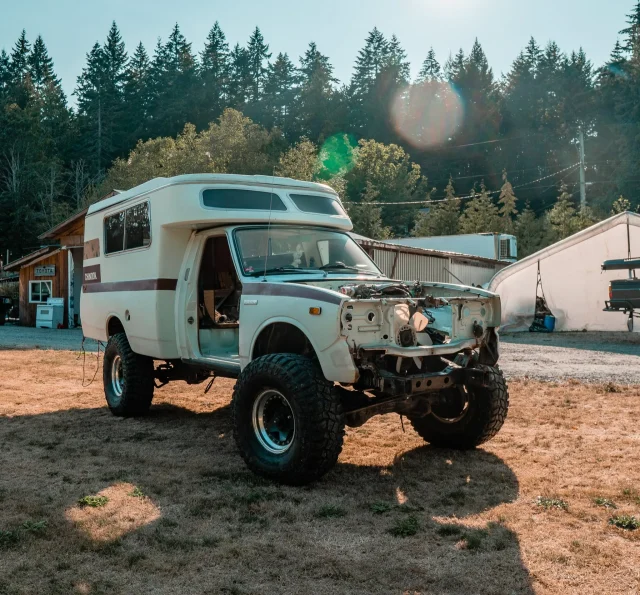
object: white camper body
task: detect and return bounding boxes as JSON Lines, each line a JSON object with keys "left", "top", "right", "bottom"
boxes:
{"left": 81, "top": 174, "right": 352, "bottom": 368}
{"left": 81, "top": 174, "right": 509, "bottom": 485}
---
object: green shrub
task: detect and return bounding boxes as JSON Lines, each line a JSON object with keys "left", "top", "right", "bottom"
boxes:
{"left": 609, "top": 515, "right": 639, "bottom": 530}
{"left": 78, "top": 495, "right": 109, "bottom": 508}
{"left": 389, "top": 516, "right": 419, "bottom": 537}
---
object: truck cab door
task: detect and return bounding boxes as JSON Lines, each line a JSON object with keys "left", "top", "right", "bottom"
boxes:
{"left": 176, "top": 232, "right": 202, "bottom": 360}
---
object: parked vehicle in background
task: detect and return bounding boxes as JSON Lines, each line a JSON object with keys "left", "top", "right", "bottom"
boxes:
{"left": 81, "top": 174, "right": 509, "bottom": 485}
{"left": 602, "top": 257, "right": 640, "bottom": 331}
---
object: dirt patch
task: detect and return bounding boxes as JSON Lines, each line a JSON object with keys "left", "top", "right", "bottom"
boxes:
{"left": 1, "top": 350, "right": 640, "bottom": 594}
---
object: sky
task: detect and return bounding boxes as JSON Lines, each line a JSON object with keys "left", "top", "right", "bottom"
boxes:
{"left": 0, "top": 0, "right": 633, "bottom": 101}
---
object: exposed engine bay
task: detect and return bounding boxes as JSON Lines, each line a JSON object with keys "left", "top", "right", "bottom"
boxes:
{"left": 296, "top": 279, "right": 501, "bottom": 415}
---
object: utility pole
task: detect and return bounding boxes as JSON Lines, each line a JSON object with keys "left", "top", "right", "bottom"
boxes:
{"left": 579, "top": 127, "right": 587, "bottom": 210}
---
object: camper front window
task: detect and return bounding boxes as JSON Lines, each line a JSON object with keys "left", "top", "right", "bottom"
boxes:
{"left": 29, "top": 280, "right": 52, "bottom": 304}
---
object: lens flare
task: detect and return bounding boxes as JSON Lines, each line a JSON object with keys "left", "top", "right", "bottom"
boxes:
{"left": 391, "top": 81, "right": 465, "bottom": 149}
{"left": 319, "top": 133, "right": 358, "bottom": 176}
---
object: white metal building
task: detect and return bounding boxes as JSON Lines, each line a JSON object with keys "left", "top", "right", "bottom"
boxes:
{"left": 353, "top": 236, "right": 508, "bottom": 287}
{"left": 385, "top": 233, "right": 518, "bottom": 263}
{"left": 488, "top": 212, "right": 640, "bottom": 332}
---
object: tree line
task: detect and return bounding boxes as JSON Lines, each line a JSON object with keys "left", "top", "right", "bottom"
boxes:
{"left": 2, "top": 4, "right": 640, "bottom": 262}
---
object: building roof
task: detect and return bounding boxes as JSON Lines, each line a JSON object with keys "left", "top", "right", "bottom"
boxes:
{"left": 4, "top": 246, "right": 60, "bottom": 272}
{"left": 38, "top": 207, "right": 89, "bottom": 240}
{"left": 352, "top": 234, "right": 505, "bottom": 267}
{"left": 39, "top": 191, "right": 120, "bottom": 240}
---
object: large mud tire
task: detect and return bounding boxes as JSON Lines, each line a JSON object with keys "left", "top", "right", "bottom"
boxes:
{"left": 232, "top": 353, "right": 345, "bottom": 485}
{"left": 103, "top": 332, "right": 154, "bottom": 417}
{"left": 409, "top": 365, "right": 508, "bottom": 449}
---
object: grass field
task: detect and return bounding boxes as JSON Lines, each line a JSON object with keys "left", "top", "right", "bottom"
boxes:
{"left": 1, "top": 349, "right": 639, "bottom": 594}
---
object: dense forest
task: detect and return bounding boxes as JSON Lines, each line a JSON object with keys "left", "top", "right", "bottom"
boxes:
{"left": 2, "top": 4, "right": 640, "bottom": 263}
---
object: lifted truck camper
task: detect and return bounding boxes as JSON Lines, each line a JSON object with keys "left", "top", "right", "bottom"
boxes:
{"left": 81, "top": 174, "right": 509, "bottom": 484}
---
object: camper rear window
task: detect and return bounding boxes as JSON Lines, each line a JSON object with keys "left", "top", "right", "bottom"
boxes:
{"left": 104, "top": 201, "right": 151, "bottom": 255}
{"left": 202, "top": 188, "right": 287, "bottom": 211}
{"left": 289, "top": 193, "right": 347, "bottom": 216}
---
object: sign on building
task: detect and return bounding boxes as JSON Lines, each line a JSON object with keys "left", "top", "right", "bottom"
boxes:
{"left": 35, "top": 265, "right": 55, "bottom": 277}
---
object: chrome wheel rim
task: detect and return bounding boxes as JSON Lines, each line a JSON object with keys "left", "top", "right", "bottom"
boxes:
{"left": 432, "top": 387, "right": 470, "bottom": 424}
{"left": 252, "top": 389, "right": 296, "bottom": 454}
{"left": 111, "top": 355, "right": 124, "bottom": 398}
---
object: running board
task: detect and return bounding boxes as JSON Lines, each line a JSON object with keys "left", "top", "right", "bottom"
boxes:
{"left": 182, "top": 357, "right": 241, "bottom": 379}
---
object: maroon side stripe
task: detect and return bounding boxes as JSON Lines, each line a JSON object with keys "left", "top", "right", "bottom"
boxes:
{"left": 243, "top": 283, "right": 344, "bottom": 305}
{"left": 83, "top": 279, "right": 178, "bottom": 293}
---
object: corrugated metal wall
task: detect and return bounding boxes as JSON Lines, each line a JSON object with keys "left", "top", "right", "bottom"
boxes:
{"left": 367, "top": 244, "right": 505, "bottom": 286}
{"left": 449, "top": 258, "right": 499, "bottom": 287}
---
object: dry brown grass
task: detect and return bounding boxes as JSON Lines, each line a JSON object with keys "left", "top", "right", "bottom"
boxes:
{"left": 1, "top": 350, "right": 640, "bottom": 594}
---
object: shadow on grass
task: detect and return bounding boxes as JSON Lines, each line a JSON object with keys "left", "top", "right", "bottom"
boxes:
{"left": 0, "top": 401, "right": 533, "bottom": 594}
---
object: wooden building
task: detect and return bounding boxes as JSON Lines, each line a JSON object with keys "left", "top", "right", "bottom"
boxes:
{"left": 4, "top": 192, "right": 117, "bottom": 327}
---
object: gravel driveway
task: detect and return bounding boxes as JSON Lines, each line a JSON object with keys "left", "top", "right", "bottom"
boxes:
{"left": 1, "top": 324, "right": 639, "bottom": 383}
{"left": 0, "top": 325, "right": 97, "bottom": 352}
{"left": 500, "top": 331, "right": 640, "bottom": 384}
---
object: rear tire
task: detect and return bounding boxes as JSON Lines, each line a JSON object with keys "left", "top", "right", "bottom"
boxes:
{"left": 103, "top": 332, "right": 154, "bottom": 417}
{"left": 232, "top": 353, "right": 345, "bottom": 485}
{"left": 409, "top": 365, "right": 508, "bottom": 449}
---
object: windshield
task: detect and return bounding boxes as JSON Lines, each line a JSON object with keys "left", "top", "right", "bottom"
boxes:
{"left": 234, "top": 227, "right": 382, "bottom": 277}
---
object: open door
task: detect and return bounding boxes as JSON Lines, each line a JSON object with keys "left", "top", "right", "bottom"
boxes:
{"left": 197, "top": 235, "right": 242, "bottom": 360}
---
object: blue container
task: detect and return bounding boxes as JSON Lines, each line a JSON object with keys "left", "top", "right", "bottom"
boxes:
{"left": 543, "top": 315, "right": 556, "bottom": 331}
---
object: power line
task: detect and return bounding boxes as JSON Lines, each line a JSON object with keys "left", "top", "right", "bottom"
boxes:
{"left": 359, "top": 163, "right": 580, "bottom": 206}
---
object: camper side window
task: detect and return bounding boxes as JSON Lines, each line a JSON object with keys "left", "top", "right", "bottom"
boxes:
{"left": 105, "top": 212, "right": 125, "bottom": 254}
{"left": 125, "top": 202, "right": 151, "bottom": 250}
{"left": 104, "top": 202, "right": 151, "bottom": 255}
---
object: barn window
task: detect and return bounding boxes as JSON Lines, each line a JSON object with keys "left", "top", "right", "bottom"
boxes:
{"left": 104, "top": 201, "right": 151, "bottom": 255}
{"left": 202, "top": 188, "right": 287, "bottom": 211}
{"left": 29, "top": 280, "right": 52, "bottom": 304}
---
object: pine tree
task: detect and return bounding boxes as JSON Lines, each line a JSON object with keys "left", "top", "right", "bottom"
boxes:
{"left": 263, "top": 52, "right": 298, "bottom": 134}
{"left": 28, "top": 36, "right": 57, "bottom": 91}
{"left": 620, "top": 2, "right": 640, "bottom": 53}
{"left": 148, "top": 24, "right": 198, "bottom": 137}
{"left": 296, "top": 42, "right": 338, "bottom": 141}
{"left": 548, "top": 183, "right": 577, "bottom": 240}
{"left": 228, "top": 44, "right": 252, "bottom": 108}
{"left": 459, "top": 182, "right": 501, "bottom": 233}
{"left": 417, "top": 48, "right": 441, "bottom": 82}
{"left": 9, "top": 30, "right": 31, "bottom": 83}
{"left": 246, "top": 27, "right": 271, "bottom": 103}
{"left": 75, "top": 42, "right": 107, "bottom": 172}
{"left": 123, "top": 42, "right": 151, "bottom": 144}
{"left": 515, "top": 204, "right": 546, "bottom": 258}
{"left": 199, "top": 22, "right": 230, "bottom": 126}
{"left": 0, "top": 50, "right": 10, "bottom": 100}
{"left": 8, "top": 30, "right": 32, "bottom": 106}
{"left": 413, "top": 176, "right": 460, "bottom": 236}
{"left": 498, "top": 170, "right": 518, "bottom": 233}
{"left": 345, "top": 182, "right": 391, "bottom": 240}
{"left": 349, "top": 28, "right": 389, "bottom": 134}
{"left": 385, "top": 34, "right": 410, "bottom": 84}
{"left": 611, "top": 195, "right": 631, "bottom": 214}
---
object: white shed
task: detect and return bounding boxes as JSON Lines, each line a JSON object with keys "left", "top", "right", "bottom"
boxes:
{"left": 488, "top": 212, "right": 640, "bottom": 332}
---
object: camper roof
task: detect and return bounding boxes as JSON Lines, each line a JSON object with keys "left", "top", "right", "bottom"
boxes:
{"left": 86, "top": 174, "right": 337, "bottom": 216}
